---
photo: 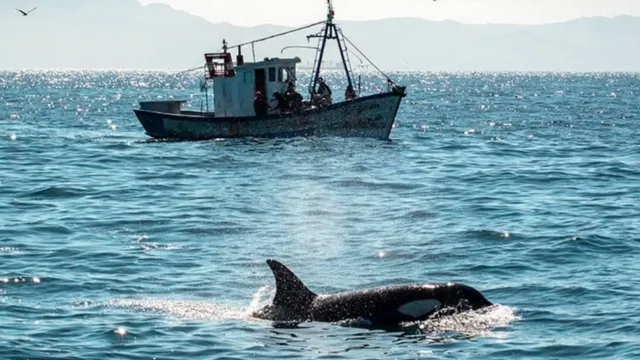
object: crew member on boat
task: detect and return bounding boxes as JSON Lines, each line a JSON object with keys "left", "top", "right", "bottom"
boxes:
{"left": 284, "top": 82, "right": 304, "bottom": 113}
{"left": 314, "top": 77, "right": 333, "bottom": 106}
{"left": 271, "top": 91, "right": 289, "bottom": 114}
{"left": 254, "top": 91, "right": 270, "bottom": 117}
{"left": 345, "top": 84, "right": 356, "bottom": 101}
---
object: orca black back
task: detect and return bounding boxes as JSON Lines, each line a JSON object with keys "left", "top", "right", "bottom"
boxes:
{"left": 254, "top": 259, "right": 493, "bottom": 326}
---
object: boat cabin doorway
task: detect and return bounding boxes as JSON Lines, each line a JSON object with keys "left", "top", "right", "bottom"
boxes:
{"left": 254, "top": 69, "right": 266, "bottom": 95}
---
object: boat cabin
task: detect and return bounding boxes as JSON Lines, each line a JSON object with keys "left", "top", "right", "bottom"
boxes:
{"left": 205, "top": 51, "right": 301, "bottom": 117}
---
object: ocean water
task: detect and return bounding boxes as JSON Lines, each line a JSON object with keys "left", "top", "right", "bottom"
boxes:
{"left": 1, "top": 70, "right": 639, "bottom": 359}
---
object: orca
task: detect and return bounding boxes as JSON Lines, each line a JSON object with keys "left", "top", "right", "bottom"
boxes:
{"left": 253, "top": 259, "right": 494, "bottom": 326}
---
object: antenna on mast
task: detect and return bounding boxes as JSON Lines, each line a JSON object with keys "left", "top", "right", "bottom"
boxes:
{"left": 327, "top": 0, "right": 335, "bottom": 22}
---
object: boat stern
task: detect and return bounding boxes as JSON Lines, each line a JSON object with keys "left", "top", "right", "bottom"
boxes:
{"left": 134, "top": 100, "right": 187, "bottom": 138}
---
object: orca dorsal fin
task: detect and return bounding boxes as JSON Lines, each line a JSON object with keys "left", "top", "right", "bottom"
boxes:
{"left": 267, "top": 259, "right": 317, "bottom": 309}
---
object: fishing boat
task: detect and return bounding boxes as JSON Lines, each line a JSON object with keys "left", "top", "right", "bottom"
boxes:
{"left": 133, "top": 0, "right": 407, "bottom": 140}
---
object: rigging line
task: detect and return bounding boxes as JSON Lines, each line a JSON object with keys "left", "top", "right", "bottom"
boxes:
{"left": 224, "top": 20, "right": 325, "bottom": 50}
{"left": 338, "top": 29, "right": 395, "bottom": 84}
{"left": 174, "top": 65, "right": 204, "bottom": 75}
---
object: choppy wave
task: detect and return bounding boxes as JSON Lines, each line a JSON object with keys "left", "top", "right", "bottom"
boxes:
{"left": 1, "top": 71, "right": 638, "bottom": 359}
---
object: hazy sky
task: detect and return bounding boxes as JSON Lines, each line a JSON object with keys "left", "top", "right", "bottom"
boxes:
{"left": 139, "top": 0, "right": 640, "bottom": 26}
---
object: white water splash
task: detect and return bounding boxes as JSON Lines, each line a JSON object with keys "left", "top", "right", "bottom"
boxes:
{"left": 106, "top": 298, "right": 250, "bottom": 322}
{"left": 413, "top": 304, "right": 521, "bottom": 338}
{"left": 248, "top": 284, "right": 274, "bottom": 315}
{"left": 106, "top": 286, "right": 276, "bottom": 323}
{"left": 0, "top": 247, "right": 21, "bottom": 253}
{"left": 131, "top": 234, "right": 182, "bottom": 252}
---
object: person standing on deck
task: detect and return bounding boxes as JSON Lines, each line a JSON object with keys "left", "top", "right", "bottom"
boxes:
{"left": 316, "top": 77, "right": 333, "bottom": 106}
{"left": 344, "top": 84, "right": 356, "bottom": 101}
{"left": 253, "top": 91, "right": 270, "bottom": 117}
{"left": 284, "top": 82, "right": 304, "bottom": 112}
{"left": 271, "top": 91, "right": 289, "bottom": 114}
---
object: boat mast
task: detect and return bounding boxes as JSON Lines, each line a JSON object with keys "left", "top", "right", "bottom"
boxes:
{"left": 310, "top": 15, "right": 330, "bottom": 95}
{"left": 334, "top": 25, "right": 354, "bottom": 94}
{"left": 309, "top": 0, "right": 354, "bottom": 98}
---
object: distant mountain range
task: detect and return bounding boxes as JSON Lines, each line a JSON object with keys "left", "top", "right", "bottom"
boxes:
{"left": 2, "top": 0, "right": 640, "bottom": 71}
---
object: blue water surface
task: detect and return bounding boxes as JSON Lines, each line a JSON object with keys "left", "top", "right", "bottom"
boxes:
{"left": 1, "top": 70, "right": 639, "bottom": 359}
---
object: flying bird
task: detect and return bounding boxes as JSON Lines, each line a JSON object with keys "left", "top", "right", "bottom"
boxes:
{"left": 16, "top": 7, "right": 37, "bottom": 16}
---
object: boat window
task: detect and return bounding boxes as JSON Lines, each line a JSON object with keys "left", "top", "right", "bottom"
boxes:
{"left": 278, "top": 68, "right": 284, "bottom": 82}
{"left": 243, "top": 71, "right": 253, "bottom": 84}
{"left": 268, "top": 67, "right": 276, "bottom": 82}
